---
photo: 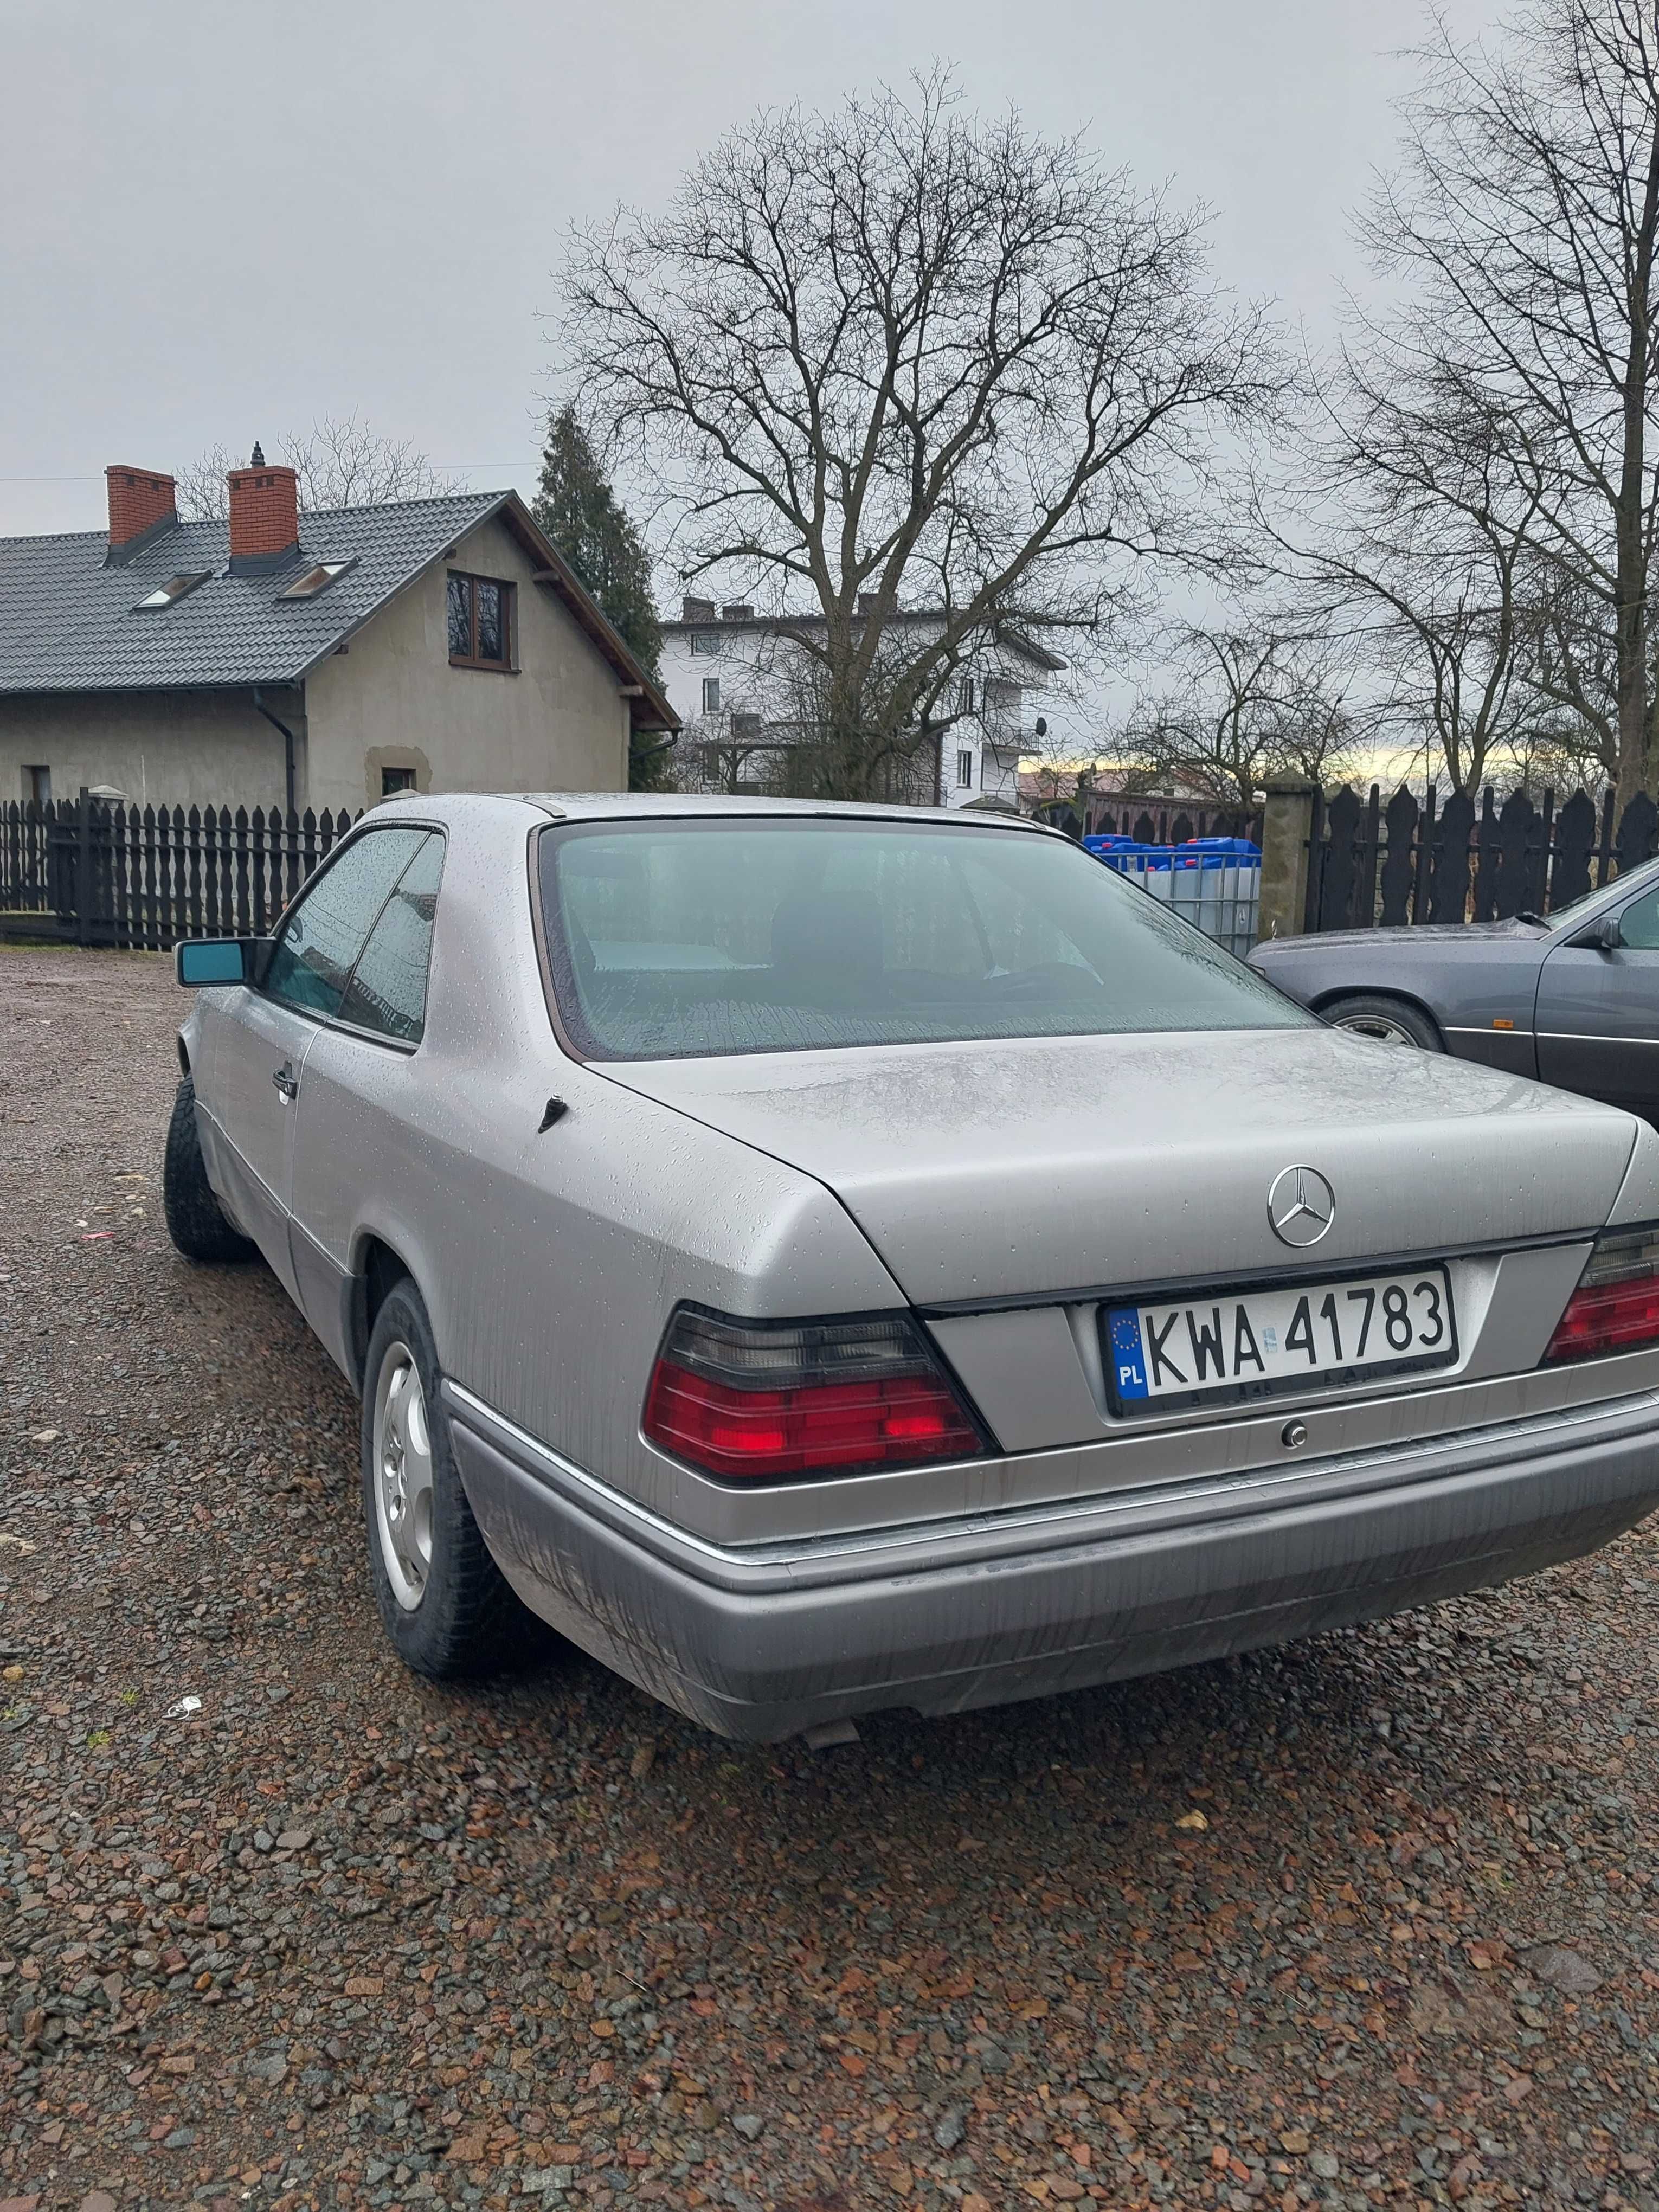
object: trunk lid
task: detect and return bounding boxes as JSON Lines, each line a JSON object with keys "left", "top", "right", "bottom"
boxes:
{"left": 600, "top": 1027, "right": 1638, "bottom": 1308}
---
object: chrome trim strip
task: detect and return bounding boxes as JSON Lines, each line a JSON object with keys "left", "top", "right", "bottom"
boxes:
{"left": 912, "top": 1226, "right": 1594, "bottom": 1319}
{"left": 1533, "top": 1031, "right": 1659, "bottom": 1050}
{"left": 443, "top": 1374, "right": 1659, "bottom": 1592}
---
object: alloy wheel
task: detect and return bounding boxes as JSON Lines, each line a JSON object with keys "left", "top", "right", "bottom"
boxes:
{"left": 1332, "top": 1010, "right": 1422, "bottom": 1048}
{"left": 372, "top": 1340, "right": 433, "bottom": 1612}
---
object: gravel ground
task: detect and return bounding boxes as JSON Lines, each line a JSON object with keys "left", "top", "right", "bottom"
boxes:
{"left": 4, "top": 946, "right": 1659, "bottom": 2212}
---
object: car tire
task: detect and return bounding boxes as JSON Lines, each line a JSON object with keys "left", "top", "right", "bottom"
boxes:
{"left": 163, "top": 1075, "right": 258, "bottom": 1263}
{"left": 360, "top": 1278, "right": 540, "bottom": 1678}
{"left": 1325, "top": 995, "right": 1444, "bottom": 1052}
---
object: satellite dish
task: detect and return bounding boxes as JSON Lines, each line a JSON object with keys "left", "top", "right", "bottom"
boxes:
{"left": 1034, "top": 717, "right": 1047, "bottom": 737}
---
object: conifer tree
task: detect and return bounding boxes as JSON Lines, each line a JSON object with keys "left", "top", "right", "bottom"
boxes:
{"left": 532, "top": 408, "right": 671, "bottom": 788}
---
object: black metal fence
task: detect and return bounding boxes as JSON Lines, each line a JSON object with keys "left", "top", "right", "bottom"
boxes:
{"left": 0, "top": 796, "right": 358, "bottom": 950}
{"left": 1304, "top": 782, "right": 1659, "bottom": 933}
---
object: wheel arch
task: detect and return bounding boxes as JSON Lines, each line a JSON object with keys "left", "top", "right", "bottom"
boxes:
{"left": 1309, "top": 985, "right": 1448, "bottom": 1045}
{"left": 349, "top": 1233, "right": 419, "bottom": 1396}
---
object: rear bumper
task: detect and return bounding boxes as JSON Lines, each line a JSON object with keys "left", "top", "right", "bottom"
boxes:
{"left": 446, "top": 1380, "right": 1659, "bottom": 1741}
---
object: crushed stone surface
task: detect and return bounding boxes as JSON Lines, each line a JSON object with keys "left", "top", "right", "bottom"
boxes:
{"left": 2, "top": 944, "right": 1659, "bottom": 2212}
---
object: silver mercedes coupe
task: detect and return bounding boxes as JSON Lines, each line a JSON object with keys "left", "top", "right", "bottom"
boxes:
{"left": 164, "top": 794, "right": 1659, "bottom": 1740}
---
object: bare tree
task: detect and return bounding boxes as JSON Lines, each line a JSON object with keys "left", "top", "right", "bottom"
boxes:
{"left": 176, "top": 415, "right": 461, "bottom": 519}
{"left": 1362, "top": 2, "right": 1659, "bottom": 807}
{"left": 683, "top": 711, "right": 792, "bottom": 794}
{"left": 1519, "top": 557, "right": 1621, "bottom": 782}
{"left": 1269, "top": 339, "right": 1548, "bottom": 795}
{"left": 559, "top": 70, "right": 1281, "bottom": 800}
{"left": 1118, "top": 626, "right": 1362, "bottom": 811}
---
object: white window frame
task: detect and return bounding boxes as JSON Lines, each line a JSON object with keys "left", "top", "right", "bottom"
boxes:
{"left": 956, "top": 748, "right": 974, "bottom": 789}
{"left": 702, "top": 677, "right": 722, "bottom": 715}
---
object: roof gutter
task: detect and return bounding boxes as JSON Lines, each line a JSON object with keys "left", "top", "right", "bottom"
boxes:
{"left": 253, "top": 689, "right": 297, "bottom": 817}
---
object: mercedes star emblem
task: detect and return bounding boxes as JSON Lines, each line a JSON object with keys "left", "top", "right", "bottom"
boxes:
{"left": 1267, "top": 1164, "right": 1336, "bottom": 1249}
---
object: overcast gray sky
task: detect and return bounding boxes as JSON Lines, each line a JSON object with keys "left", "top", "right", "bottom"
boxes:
{"left": 4, "top": 0, "right": 1502, "bottom": 543}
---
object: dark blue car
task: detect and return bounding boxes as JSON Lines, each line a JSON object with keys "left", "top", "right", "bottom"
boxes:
{"left": 1248, "top": 856, "right": 1659, "bottom": 1121}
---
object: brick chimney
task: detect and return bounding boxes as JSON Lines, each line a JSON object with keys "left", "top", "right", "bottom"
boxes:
{"left": 227, "top": 442, "right": 300, "bottom": 574}
{"left": 104, "top": 465, "right": 177, "bottom": 564}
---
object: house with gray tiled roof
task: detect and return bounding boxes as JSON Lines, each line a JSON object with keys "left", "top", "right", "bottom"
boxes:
{"left": 0, "top": 455, "right": 677, "bottom": 815}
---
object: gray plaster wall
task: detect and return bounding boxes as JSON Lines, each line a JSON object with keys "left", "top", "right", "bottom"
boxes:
{"left": 0, "top": 688, "right": 296, "bottom": 812}
{"left": 301, "top": 512, "right": 631, "bottom": 813}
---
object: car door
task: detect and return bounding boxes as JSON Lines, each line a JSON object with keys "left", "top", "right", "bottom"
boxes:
{"left": 287, "top": 831, "right": 446, "bottom": 1375}
{"left": 1535, "top": 880, "right": 1659, "bottom": 1117}
{"left": 205, "top": 824, "right": 431, "bottom": 1301}
{"left": 200, "top": 989, "right": 320, "bottom": 1297}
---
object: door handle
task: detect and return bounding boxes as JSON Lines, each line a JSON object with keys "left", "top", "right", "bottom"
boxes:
{"left": 272, "top": 1064, "right": 299, "bottom": 1102}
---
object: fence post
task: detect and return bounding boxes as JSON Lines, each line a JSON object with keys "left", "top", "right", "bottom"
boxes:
{"left": 75, "top": 788, "right": 92, "bottom": 948}
{"left": 1258, "top": 776, "right": 1316, "bottom": 940}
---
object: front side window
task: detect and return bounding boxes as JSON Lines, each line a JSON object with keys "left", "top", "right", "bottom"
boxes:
{"left": 538, "top": 819, "right": 1311, "bottom": 1062}
{"left": 1619, "top": 884, "right": 1659, "bottom": 950}
{"left": 263, "top": 826, "right": 430, "bottom": 1018}
{"left": 337, "top": 834, "right": 445, "bottom": 1041}
{"left": 446, "top": 571, "right": 513, "bottom": 670}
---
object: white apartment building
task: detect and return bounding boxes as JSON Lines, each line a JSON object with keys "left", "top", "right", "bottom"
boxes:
{"left": 657, "top": 597, "right": 1063, "bottom": 808}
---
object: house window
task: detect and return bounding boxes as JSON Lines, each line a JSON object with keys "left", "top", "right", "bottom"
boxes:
{"left": 446, "top": 571, "right": 514, "bottom": 670}
{"left": 278, "top": 558, "right": 357, "bottom": 602}
{"left": 702, "top": 677, "right": 722, "bottom": 715}
{"left": 956, "top": 749, "right": 974, "bottom": 790}
{"left": 960, "top": 678, "right": 976, "bottom": 715}
{"left": 689, "top": 631, "right": 721, "bottom": 655}
{"left": 381, "top": 767, "right": 418, "bottom": 797}
{"left": 132, "top": 571, "right": 211, "bottom": 613}
{"left": 22, "top": 766, "right": 50, "bottom": 808}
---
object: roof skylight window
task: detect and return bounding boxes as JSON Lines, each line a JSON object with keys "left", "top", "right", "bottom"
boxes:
{"left": 133, "top": 571, "right": 211, "bottom": 612}
{"left": 276, "top": 558, "right": 356, "bottom": 601}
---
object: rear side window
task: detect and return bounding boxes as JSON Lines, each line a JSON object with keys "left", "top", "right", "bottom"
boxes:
{"left": 538, "top": 818, "right": 1311, "bottom": 1061}
{"left": 264, "top": 826, "right": 429, "bottom": 1019}
{"left": 337, "top": 834, "right": 446, "bottom": 1041}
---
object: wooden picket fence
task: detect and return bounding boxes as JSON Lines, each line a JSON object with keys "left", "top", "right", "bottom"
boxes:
{"left": 1030, "top": 793, "right": 1264, "bottom": 846}
{"left": 1304, "top": 782, "right": 1659, "bottom": 933}
{"left": 0, "top": 797, "right": 359, "bottom": 950}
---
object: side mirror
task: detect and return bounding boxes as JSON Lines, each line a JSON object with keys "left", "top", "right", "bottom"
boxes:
{"left": 1568, "top": 914, "right": 1623, "bottom": 953}
{"left": 175, "top": 937, "right": 269, "bottom": 988}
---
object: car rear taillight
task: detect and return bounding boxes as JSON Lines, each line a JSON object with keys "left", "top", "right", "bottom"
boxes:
{"left": 1543, "top": 1227, "right": 1659, "bottom": 1365}
{"left": 642, "top": 1306, "right": 988, "bottom": 1481}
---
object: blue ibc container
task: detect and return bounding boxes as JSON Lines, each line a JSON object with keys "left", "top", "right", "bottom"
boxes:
{"left": 1178, "top": 835, "right": 1261, "bottom": 859}
{"left": 1169, "top": 839, "right": 1261, "bottom": 956}
{"left": 1085, "top": 839, "right": 1175, "bottom": 876}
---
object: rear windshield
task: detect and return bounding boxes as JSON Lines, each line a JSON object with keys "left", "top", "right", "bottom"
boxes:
{"left": 537, "top": 818, "right": 1309, "bottom": 1061}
